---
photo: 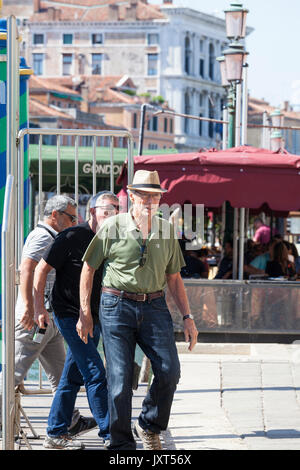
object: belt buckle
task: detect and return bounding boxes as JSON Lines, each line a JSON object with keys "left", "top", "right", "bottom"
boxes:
{"left": 139, "top": 293, "right": 147, "bottom": 302}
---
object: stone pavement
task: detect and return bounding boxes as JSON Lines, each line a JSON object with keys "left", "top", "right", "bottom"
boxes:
{"left": 4, "top": 343, "right": 300, "bottom": 451}
{"left": 167, "top": 343, "right": 300, "bottom": 450}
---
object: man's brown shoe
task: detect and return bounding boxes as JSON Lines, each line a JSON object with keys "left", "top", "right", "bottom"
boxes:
{"left": 134, "top": 421, "right": 162, "bottom": 450}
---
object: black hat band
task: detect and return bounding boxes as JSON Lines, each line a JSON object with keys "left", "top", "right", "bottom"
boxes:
{"left": 129, "top": 184, "right": 162, "bottom": 189}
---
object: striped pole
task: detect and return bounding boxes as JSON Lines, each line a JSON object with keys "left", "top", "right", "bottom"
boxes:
{"left": 19, "top": 57, "right": 33, "bottom": 243}
{"left": 0, "top": 20, "right": 8, "bottom": 340}
{"left": 0, "top": 18, "right": 32, "bottom": 336}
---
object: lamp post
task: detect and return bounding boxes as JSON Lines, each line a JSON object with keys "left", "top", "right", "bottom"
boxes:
{"left": 223, "top": 42, "right": 248, "bottom": 148}
{"left": 270, "top": 130, "right": 283, "bottom": 152}
{"left": 223, "top": 41, "right": 247, "bottom": 82}
{"left": 270, "top": 108, "right": 284, "bottom": 128}
{"left": 216, "top": 55, "right": 230, "bottom": 88}
{"left": 224, "top": 2, "right": 249, "bottom": 40}
{"left": 138, "top": 102, "right": 160, "bottom": 156}
{"left": 223, "top": 1, "right": 249, "bottom": 148}
{"left": 270, "top": 108, "right": 283, "bottom": 151}
{"left": 217, "top": 1, "right": 249, "bottom": 279}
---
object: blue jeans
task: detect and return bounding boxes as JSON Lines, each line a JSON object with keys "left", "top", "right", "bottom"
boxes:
{"left": 47, "top": 316, "right": 109, "bottom": 441}
{"left": 100, "top": 292, "right": 181, "bottom": 450}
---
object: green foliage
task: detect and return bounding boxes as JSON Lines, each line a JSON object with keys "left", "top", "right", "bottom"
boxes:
{"left": 151, "top": 95, "right": 165, "bottom": 104}
{"left": 122, "top": 89, "right": 136, "bottom": 96}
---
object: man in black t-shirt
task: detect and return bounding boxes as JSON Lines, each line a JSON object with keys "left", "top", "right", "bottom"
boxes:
{"left": 181, "top": 250, "right": 207, "bottom": 278}
{"left": 34, "top": 191, "right": 119, "bottom": 450}
{"left": 45, "top": 220, "right": 103, "bottom": 323}
{"left": 214, "top": 240, "right": 234, "bottom": 280}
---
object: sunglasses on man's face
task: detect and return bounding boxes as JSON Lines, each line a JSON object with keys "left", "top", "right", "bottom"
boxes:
{"left": 94, "top": 205, "right": 119, "bottom": 213}
{"left": 133, "top": 190, "right": 161, "bottom": 202}
{"left": 59, "top": 210, "right": 78, "bottom": 223}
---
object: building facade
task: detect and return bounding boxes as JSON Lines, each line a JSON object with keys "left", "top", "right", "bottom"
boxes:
{"left": 28, "top": 74, "right": 121, "bottom": 146}
{"left": 22, "top": 0, "right": 228, "bottom": 151}
{"left": 29, "top": 73, "right": 175, "bottom": 150}
{"left": 158, "top": 5, "right": 228, "bottom": 150}
{"left": 248, "top": 97, "right": 300, "bottom": 155}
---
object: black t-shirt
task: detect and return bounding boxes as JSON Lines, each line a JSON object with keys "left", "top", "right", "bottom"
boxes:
{"left": 266, "top": 260, "right": 295, "bottom": 278}
{"left": 181, "top": 255, "right": 206, "bottom": 278}
{"left": 214, "top": 256, "right": 233, "bottom": 279}
{"left": 266, "top": 261, "right": 284, "bottom": 277}
{"left": 43, "top": 222, "right": 103, "bottom": 321}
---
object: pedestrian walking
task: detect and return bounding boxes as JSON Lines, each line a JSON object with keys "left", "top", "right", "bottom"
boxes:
{"left": 80, "top": 170, "right": 198, "bottom": 450}
{"left": 0, "top": 195, "right": 85, "bottom": 434}
{"left": 34, "top": 191, "right": 119, "bottom": 449}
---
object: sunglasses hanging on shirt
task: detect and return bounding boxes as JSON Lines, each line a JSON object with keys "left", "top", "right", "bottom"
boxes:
{"left": 139, "top": 242, "right": 148, "bottom": 267}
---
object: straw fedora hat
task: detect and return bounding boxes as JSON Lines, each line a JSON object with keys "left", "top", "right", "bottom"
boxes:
{"left": 127, "top": 170, "right": 167, "bottom": 193}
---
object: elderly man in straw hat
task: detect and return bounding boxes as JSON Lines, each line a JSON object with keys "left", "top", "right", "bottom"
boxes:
{"left": 79, "top": 170, "right": 198, "bottom": 450}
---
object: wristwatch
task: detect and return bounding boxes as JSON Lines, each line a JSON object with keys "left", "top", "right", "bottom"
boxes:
{"left": 183, "top": 314, "right": 194, "bottom": 321}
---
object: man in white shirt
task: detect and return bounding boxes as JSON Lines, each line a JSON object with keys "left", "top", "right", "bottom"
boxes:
{"left": 0, "top": 195, "right": 93, "bottom": 437}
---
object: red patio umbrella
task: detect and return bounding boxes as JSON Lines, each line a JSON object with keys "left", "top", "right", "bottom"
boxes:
{"left": 117, "top": 146, "right": 300, "bottom": 213}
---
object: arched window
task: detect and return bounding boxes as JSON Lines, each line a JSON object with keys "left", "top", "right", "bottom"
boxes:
{"left": 185, "top": 36, "right": 192, "bottom": 75}
{"left": 209, "top": 43, "right": 215, "bottom": 80}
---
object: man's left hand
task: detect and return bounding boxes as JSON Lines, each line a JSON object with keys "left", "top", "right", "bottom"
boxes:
{"left": 184, "top": 318, "right": 198, "bottom": 351}
{"left": 34, "top": 308, "right": 50, "bottom": 329}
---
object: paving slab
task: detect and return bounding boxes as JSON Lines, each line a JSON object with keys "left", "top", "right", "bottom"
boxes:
{"left": 2, "top": 343, "right": 300, "bottom": 451}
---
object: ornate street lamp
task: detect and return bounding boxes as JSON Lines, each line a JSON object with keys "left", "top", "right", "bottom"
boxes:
{"left": 270, "top": 108, "right": 284, "bottom": 129}
{"left": 270, "top": 130, "right": 283, "bottom": 152}
{"left": 223, "top": 41, "right": 248, "bottom": 82}
{"left": 221, "top": 43, "right": 248, "bottom": 148}
{"left": 224, "top": 1, "right": 249, "bottom": 40}
{"left": 216, "top": 56, "right": 230, "bottom": 88}
{"left": 217, "top": 2, "right": 250, "bottom": 278}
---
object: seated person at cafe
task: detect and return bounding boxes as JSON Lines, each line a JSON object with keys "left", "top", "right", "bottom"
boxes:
{"left": 283, "top": 240, "right": 297, "bottom": 265}
{"left": 214, "top": 240, "right": 233, "bottom": 280}
{"left": 198, "top": 248, "right": 209, "bottom": 277}
{"left": 213, "top": 240, "right": 263, "bottom": 280}
{"left": 181, "top": 250, "right": 207, "bottom": 278}
{"left": 244, "top": 239, "right": 256, "bottom": 265}
{"left": 249, "top": 245, "right": 270, "bottom": 272}
{"left": 266, "top": 241, "right": 296, "bottom": 278}
{"left": 290, "top": 242, "right": 300, "bottom": 276}
{"left": 253, "top": 217, "right": 271, "bottom": 245}
{"left": 248, "top": 237, "right": 281, "bottom": 273}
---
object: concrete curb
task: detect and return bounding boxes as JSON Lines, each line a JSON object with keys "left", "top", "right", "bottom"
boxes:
{"left": 176, "top": 342, "right": 251, "bottom": 355}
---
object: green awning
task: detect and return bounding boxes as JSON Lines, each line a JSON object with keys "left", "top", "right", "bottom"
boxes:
{"left": 28, "top": 144, "right": 178, "bottom": 192}
{"left": 29, "top": 144, "right": 128, "bottom": 177}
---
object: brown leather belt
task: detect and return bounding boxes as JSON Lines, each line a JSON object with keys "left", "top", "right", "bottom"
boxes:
{"left": 102, "top": 286, "right": 164, "bottom": 302}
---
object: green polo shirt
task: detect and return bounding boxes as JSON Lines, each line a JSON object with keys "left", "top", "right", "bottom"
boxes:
{"left": 82, "top": 211, "right": 185, "bottom": 293}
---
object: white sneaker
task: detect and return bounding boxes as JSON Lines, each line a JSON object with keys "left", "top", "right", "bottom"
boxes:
{"left": 43, "top": 434, "right": 85, "bottom": 450}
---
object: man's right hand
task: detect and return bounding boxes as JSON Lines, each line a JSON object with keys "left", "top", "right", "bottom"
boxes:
{"left": 76, "top": 310, "right": 94, "bottom": 344}
{"left": 20, "top": 308, "right": 35, "bottom": 331}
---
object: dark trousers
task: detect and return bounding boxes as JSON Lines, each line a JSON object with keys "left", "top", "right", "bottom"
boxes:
{"left": 47, "top": 317, "right": 109, "bottom": 441}
{"left": 100, "top": 292, "right": 181, "bottom": 450}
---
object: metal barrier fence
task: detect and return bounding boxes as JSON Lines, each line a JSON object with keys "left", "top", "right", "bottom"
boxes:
{"left": 1, "top": 15, "right": 19, "bottom": 451}
{"left": 1, "top": 175, "right": 16, "bottom": 450}
{"left": 2, "top": 126, "right": 134, "bottom": 449}
{"left": 167, "top": 280, "right": 300, "bottom": 335}
{"left": 17, "top": 128, "right": 134, "bottom": 265}
{"left": 15, "top": 128, "right": 134, "bottom": 396}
